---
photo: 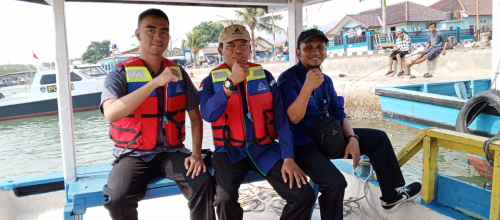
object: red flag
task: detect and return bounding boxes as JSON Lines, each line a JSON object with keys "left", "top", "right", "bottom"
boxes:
{"left": 32, "top": 51, "right": 38, "bottom": 59}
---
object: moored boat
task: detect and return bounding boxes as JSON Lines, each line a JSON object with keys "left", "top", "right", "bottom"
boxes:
{"left": 0, "top": 64, "right": 107, "bottom": 121}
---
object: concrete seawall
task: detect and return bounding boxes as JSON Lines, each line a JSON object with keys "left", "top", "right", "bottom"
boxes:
{"left": 186, "top": 48, "right": 492, "bottom": 119}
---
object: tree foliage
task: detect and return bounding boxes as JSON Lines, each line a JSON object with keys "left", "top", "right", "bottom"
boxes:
{"left": 214, "top": 8, "right": 285, "bottom": 61}
{"left": 193, "top": 21, "right": 224, "bottom": 43}
{"left": 185, "top": 30, "right": 208, "bottom": 64}
{"left": 81, "top": 40, "right": 111, "bottom": 64}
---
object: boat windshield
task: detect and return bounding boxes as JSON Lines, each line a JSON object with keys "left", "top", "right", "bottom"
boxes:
{"left": 76, "top": 66, "right": 108, "bottom": 78}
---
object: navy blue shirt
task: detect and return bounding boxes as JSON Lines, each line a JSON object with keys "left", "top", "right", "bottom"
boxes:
{"left": 428, "top": 31, "right": 448, "bottom": 52}
{"left": 277, "top": 61, "right": 347, "bottom": 147}
{"left": 199, "top": 68, "right": 294, "bottom": 175}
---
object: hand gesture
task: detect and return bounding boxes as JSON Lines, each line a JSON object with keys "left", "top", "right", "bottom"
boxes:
{"left": 229, "top": 61, "right": 250, "bottom": 84}
{"left": 155, "top": 67, "right": 180, "bottom": 86}
{"left": 281, "top": 158, "right": 308, "bottom": 189}
{"left": 344, "top": 139, "right": 360, "bottom": 169}
{"left": 304, "top": 68, "right": 324, "bottom": 91}
{"left": 184, "top": 154, "right": 207, "bottom": 179}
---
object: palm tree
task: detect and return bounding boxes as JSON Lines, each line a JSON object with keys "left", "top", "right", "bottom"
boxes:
{"left": 214, "top": 8, "right": 285, "bottom": 62}
{"left": 360, "top": 0, "right": 386, "bottom": 34}
{"left": 185, "top": 30, "right": 208, "bottom": 65}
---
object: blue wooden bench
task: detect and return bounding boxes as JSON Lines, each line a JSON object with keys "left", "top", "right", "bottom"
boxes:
{"left": 62, "top": 163, "right": 316, "bottom": 220}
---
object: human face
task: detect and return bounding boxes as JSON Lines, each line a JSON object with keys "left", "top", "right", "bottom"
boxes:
{"left": 218, "top": 39, "right": 250, "bottom": 68}
{"left": 135, "top": 15, "right": 170, "bottom": 57}
{"left": 397, "top": 32, "right": 404, "bottom": 38}
{"left": 296, "top": 36, "right": 327, "bottom": 70}
{"left": 428, "top": 24, "right": 436, "bottom": 33}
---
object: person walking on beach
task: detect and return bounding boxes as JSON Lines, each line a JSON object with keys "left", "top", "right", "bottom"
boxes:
{"left": 386, "top": 28, "right": 412, "bottom": 77}
{"left": 405, "top": 22, "right": 449, "bottom": 78}
{"left": 199, "top": 24, "right": 315, "bottom": 220}
{"left": 100, "top": 9, "right": 215, "bottom": 220}
{"left": 277, "top": 29, "right": 422, "bottom": 219}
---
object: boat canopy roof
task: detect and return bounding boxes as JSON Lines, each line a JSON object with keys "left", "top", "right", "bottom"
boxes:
{"left": 19, "top": 0, "right": 328, "bottom": 12}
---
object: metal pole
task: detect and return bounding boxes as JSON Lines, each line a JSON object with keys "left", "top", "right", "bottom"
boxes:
{"left": 476, "top": 0, "right": 480, "bottom": 40}
{"left": 51, "top": 0, "right": 77, "bottom": 194}
{"left": 493, "top": 0, "right": 500, "bottom": 90}
{"left": 382, "top": 0, "right": 387, "bottom": 34}
{"left": 272, "top": 12, "right": 276, "bottom": 60}
{"left": 288, "top": 0, "right": 303, "bottom": 67}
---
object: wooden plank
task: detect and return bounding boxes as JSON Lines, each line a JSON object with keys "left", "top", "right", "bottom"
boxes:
{"left": 427, "top": 128, "right": 500, "bottom": 152}
{"left": 490, "top": 150, "right": 500, "bottom": 220}
{"left": 422, "top": 136, "right": 439, "bottom": 203}
{"left": 436, "top": 139, "right": 487, "bottom": 157}
{"left": 396, "top": 128, "right": 427, "bottom": 167}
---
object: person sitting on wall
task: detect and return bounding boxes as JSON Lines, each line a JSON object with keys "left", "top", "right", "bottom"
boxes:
{"left": 386, "top": 28, "right": 412, "bottom": 77}
{"left": 277, "top": 29, "right": 422, "bottom": 219}
{"left": 405, "top": 22, "right": 449, "bottom": 78}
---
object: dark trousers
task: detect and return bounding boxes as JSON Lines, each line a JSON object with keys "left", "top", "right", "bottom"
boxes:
{"left": 212, "top": 152, "right": 316, "bottom": 220}
{"left": 103, "top": 151, "right": 216, "bottom": 220}
{"left": 295, "top": 128, "right": 405, "bottom": 220}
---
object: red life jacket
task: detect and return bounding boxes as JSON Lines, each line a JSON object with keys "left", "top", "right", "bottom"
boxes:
{"left": 210, "top": 63, "right": 278, "bottom": 151}
{"left": 109, "top": 57, "right": 186, "bottom": 150}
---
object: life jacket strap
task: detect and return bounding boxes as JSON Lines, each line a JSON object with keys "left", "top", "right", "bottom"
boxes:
{"left": 111, "top": 131, "right": 143, "bottom": 166}
{"left": 165, "top": 109, "right": 187, "bottom": 141}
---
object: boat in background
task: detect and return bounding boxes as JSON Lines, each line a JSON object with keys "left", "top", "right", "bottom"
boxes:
{"left": 376, "top": 78, "right": 498, "bottom": 180}
{"left": 0, "top": 64, "right": 107, "bottom": 121}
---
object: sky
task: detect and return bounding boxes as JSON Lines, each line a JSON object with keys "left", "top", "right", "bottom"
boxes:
{"left": 0, "top": 0, "right": 439, "bottom": 65}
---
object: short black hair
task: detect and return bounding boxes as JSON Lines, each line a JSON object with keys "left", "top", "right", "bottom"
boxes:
{"left": 219, "top": 43, "right": 223, "bottom": 48}
{"left": 138, "top": 9, "right": 169, "bottom": 28}
{"left": 428, "top": 22, "right": 437, "bottom": 28}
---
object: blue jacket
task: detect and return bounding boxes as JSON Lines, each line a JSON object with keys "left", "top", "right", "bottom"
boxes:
{"left": 199, "top": 68, "right": 294, "bottom": 175}
{"left": 277, "top": 61, "right": 347, "bottom": 147}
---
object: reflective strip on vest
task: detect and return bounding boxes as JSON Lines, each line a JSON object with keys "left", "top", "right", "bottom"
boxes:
{"left": 209, "top": 63, "right": 277, "bottom": 148}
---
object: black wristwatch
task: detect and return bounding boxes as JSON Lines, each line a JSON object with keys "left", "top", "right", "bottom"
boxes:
{"left": 224, "top": 78, "right": 238, "bottom": 91}
{"left": 347, "top": 134, "right": 360, "bottom": 142}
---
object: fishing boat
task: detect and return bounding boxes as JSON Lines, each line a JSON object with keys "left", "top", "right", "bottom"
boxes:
{"left": 0, "top": 64, "right": 107, "bottom": 121}
{"left": 1, "top": 0, "right": 500, "bottom": 220}
{"left": 376, "top": 77, "right": 498, "bottom": 181}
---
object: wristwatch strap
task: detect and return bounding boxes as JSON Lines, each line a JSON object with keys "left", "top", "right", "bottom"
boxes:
{"left": 224, "top": 78, "right": 238, "bottom": 91}
{"left": 347, "top": 134, "right": 359, "bottom": 141}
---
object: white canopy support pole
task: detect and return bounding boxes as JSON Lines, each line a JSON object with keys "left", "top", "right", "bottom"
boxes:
{"left": 52, "top": 0, "right": 77, "bottom": 192}
{"left": 288, "top": 0, "right": 303, "bottom": 67}
{"left": 493, "top": 0, "right": 500, "bottom": 90}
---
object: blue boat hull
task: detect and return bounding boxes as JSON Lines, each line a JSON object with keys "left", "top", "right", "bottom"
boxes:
{"left": 376, "top": 78, "right": 500, "bottom": 136}
{"left": 0, "top": 91, "right": 101, "bottom": 121}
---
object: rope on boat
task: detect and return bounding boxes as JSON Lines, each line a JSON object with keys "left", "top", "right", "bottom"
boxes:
{"left": 237, "top": 159, "right": 386, "bottom": 219}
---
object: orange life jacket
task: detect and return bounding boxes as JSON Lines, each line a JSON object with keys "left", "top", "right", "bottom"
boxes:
{"left": 210, "top": 63, "right": 278, "bottom": 152}
{"left": 109, "top": 57, "right": 186, "bottom": 150}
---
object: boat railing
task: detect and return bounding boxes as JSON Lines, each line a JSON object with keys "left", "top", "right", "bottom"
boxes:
{"left": 396, "top": 127, "right": 500, "bottom": 220}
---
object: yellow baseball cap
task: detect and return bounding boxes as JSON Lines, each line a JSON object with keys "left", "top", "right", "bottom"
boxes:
{"left": 218, "top": 24, "right": 252, "bottom": 44}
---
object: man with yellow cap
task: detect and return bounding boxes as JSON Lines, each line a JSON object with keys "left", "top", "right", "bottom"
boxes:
{"left": 199, "top": 24, "right": 315, "bottom": 220}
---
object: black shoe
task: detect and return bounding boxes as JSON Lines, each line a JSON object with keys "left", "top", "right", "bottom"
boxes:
{"left": 385, "top": 71, "right": 394, "bottom": 76}
{"left": 397, "top": 71, "right": 404, "bottom": 77}
{"left": 381, "top": 182, "right": 422, "bottom": 213}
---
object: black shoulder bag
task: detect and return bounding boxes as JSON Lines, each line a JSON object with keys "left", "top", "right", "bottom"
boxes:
{"left": 299, "top": 82, "right": 346, "bottom": 158}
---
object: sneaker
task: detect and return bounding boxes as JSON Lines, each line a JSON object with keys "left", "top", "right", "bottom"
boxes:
{"left": 381, "top": 182, "right": 422, "bottom": 213}
{"left": 397, "top": 71, "right": 404, "bottom": 77}
{"left": 385, "top": 71, "right": 394, "bottom": 76}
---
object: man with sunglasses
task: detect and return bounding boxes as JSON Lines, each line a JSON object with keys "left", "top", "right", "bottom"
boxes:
{"left": 277, "top": 29, "right": 422, "bottom": 219}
